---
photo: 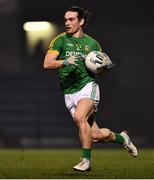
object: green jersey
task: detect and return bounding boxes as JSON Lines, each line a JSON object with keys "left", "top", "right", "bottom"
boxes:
{"left": 48, "top": 32, "right": 102, "bottom": 94}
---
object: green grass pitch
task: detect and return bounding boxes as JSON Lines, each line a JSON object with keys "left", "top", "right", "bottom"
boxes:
{"left": 0, "top": 148, "right": 153, "bottom": 178}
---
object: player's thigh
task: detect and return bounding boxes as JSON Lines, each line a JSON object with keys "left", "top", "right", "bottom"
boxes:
{"left": 74, "top": 98, "right": 94, "bottom": 122}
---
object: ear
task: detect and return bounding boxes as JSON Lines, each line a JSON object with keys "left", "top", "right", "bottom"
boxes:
{"left": 80, "top": 18, "right": 85, "bottom": 26}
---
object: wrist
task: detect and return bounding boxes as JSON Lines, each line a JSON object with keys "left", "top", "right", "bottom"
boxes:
{"left": 63, "top": 59, "right": 69, "bottom": 66}
{"left": 106, "top": 62, "right": 115, "bottom": 69}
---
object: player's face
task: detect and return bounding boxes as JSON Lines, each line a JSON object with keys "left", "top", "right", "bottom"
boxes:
{"left": 64, "top": 11, "right": 82, "bottom": 35}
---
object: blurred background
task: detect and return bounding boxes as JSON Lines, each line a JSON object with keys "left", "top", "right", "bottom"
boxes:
{"left": 0, "top": 0, "right": 153, "bottom": 148}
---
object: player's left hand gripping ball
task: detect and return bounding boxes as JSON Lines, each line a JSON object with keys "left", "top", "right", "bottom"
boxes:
{"left": 99, "top": 52, "right": 115, "bottom": 69}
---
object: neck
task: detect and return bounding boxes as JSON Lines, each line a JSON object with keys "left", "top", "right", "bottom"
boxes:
{"left": 72, "top": 28, "right": 84, "bottom": 38}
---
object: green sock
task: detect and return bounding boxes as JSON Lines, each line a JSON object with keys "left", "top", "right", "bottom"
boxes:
{"left": 114, "top": 133, "right": 124, "bottom": 145}
{"left": 83, "top": 148, "right": 91, "bottom": 160}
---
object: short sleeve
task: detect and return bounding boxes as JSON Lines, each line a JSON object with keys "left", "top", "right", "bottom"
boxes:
{"left": 48, "top": 35, "right": 64, "bottom": 54}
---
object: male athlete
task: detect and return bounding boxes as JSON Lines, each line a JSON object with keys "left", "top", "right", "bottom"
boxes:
{"left": 43, "top": 6, "right": 138, "bottom": 172}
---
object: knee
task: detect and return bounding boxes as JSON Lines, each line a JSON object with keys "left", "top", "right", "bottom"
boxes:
{"left": 74, "top": 113, "right": 88, "bottom": 134}
{"left": 74, "top": 111, "right": 85, "bottom": 127}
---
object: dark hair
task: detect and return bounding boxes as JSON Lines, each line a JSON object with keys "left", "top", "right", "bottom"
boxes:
{"left": 66, "top": 6, "right": 91, "bottom": 27}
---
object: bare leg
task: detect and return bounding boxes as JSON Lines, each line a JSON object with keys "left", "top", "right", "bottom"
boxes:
{"left": 73, "top": 98, "right": 94, "bottom": 148}
{"left": 73, "top": 98, "right": 95, "bottom": 171}
{"left": 89, "top": 115, "right": 116, "bottom": 143}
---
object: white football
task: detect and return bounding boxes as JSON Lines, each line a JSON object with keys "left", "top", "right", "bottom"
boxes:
{"left": 85, "top": 51, "right": 109, "bottom": 73}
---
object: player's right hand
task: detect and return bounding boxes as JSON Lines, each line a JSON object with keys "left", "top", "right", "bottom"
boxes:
{"left": 63, "top": 55, "right": 79, "bottom": 66}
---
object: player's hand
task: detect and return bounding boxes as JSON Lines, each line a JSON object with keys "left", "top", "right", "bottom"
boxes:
{"left": 95, "top": 53, "right": 104, "bottom": 64}
{"left": 75, "top": 54, "right": 85, "bottom": 61}
{"left": 106, "top": 61, "right": 115, "bottom": 69}
{"left": 102, "top": 53, "right": 115, "bottom": 69}
{"left": 63, "top": 55, "right": 79, "bottom": 66}
{"left": 98, "top": 52, "right": 115, "bottom": 69}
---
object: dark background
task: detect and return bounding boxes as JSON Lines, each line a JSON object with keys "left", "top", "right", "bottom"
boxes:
{"left": 0, "top": 0, "right": 154, "bottom": 148}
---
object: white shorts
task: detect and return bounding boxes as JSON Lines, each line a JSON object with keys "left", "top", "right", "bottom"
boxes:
{"left": 64, "top": 81, "right": 100, "bottom": 117}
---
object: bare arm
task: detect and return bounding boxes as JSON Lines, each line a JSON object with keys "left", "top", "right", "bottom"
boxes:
{"left": 43, "top": 51, "right": 64, "bottom": 69}
{"left": 43, "top": 51, "right": 79, "bottom": 70}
